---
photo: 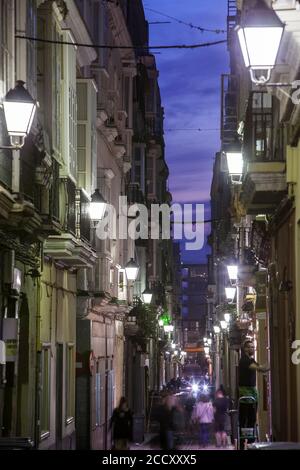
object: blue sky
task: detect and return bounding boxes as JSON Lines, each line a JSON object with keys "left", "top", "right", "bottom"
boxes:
{"left": 143, "top": 0, "right": 229, "bottom": 262}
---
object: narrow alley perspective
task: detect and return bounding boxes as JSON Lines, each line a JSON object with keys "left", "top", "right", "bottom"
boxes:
{"left": 1, "top": 0, "right": 300, "bottom": 462}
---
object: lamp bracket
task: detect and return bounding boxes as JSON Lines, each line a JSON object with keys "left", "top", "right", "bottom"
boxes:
{"left": 250, "top": 68, "right": 271, "bottom": 85}
{"left": 0, "top": 135, "right": 25, "bottom": 149}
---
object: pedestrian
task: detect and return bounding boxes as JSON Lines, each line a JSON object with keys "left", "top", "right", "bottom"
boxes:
{"left": 238, "top": 340, "right": 269, "bottom": 437}
{"left": 193, "top": 395, "right": 214, "bottom": 447}
{"left": 213, "top": 388, "right": 229, "bottom": 448}
{"left": 110, "top": 397, "right": 133, "bottom": 450}
{"left": 158, "top": 393, "right": 177, "bottom": 450}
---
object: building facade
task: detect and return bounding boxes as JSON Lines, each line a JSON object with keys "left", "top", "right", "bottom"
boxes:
{"left": 209, "top": 0, "right": 300, "bottom": 443}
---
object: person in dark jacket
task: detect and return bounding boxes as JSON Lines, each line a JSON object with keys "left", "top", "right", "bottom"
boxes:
{"left": 110, "top": 397, "right": 133, "bottom": 450}
{"left": 213, "top": 388, "right": 229, "bottom": 448}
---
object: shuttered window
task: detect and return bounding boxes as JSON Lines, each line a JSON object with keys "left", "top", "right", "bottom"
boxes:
{"left": 77, "top": 79, "right": 97, "bottom": 195}
{"left": 61, "top": 31, "right": 77, "bottom": 181}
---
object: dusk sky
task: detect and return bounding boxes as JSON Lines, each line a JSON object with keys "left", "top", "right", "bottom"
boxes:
{"left": 143, "top": 0, "right": 229, "bottom": 263}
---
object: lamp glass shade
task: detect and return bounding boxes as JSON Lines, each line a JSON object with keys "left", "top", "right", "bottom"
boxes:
{"left": 237, "top": 3, "right": 284, "bottom": 70}
{"left": 220, "top": 320, "right": 228, "bottom": 330}
{"left": 227, "top": 265, "right": 238, "bottom": 282}
{"left": 224, "top": 313, "right": 231, "bottom": 323}
{"left": 226, "top": 152, "right": 243, "bottom": 175}
{"left": 213, "top": 325, "right": 220, "bottom": 334}
{"left": 89, "top": 189, "right": 107, "bottom": 221}
{"left": 225, "top": 287, "right": 236, "bottom": 301}
{"left": 142, "top": 288, "right": 152, "bottom": 304}
{"left": 204, "top": 346, "right": 210, "bottom": 355}
{"left": 207, "top": 338, "right": 212, "bottom": 345}
{"left": 238, "top": 26, "right": 283, "bottom": 70}
{"left": 125, "top": 258, "right": 140, "bottom": 281}
{"left": 3, "top": 81, "right": 36, "bottom": 137}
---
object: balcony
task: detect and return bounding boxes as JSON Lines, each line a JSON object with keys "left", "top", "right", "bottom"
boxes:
{"left": 102, "top": 117, "right": 118, "bottom": 142}
{"left": 44, "top": 233, "right": 97, "bottom": 268}
{"left": 241, "top": 92, "right": 287, "bottom": 213}
{"left": 241, "top": 161, "right": 286, "bottom": 213}
{"left": 127, "top": 182, "right": 145, "bottom": 205}
{"left": 44, "top": 182, "right": 96, "bottom": 268}
{"left": 221, "top": 74, "right": 238, "bottom": 146}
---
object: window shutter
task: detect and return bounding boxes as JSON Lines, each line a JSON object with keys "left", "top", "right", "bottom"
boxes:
{"left": 77, "top": 79, "right": 97, "bottom": 195}
{"left": 61, "top": 30, "right": 77, "bottom": 181}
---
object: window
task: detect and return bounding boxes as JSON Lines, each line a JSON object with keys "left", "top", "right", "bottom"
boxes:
{"left": 132, "top": 145, "right": 145, "bottom": 192}
{"left": 0, "top": 0, "right": 13, "bottom": 98}
{"left": 61, "top": 31, "right": 77, "bottom": 180}
{"left": 53, "top": 27, "right": 63, "bottom": 159}
{"left": 40, "top": 344, "right": 51, "bottom": 439}
{"left": 77, "top": 79, "right": 97, "bottom": 194}
{"left": 146, "top": 154, "right": 156, "bottom": 196}
{"left": 26, "top": 0, "right": 37, "bottom": 98}
{"left": 65, "top": 343, "right": 75, "bottom": 424}
{"left": 146, "top": 78, "right": 155, "bottom": 112}
{"left": 95, "top": 369, "right": 101, "bottom": 426}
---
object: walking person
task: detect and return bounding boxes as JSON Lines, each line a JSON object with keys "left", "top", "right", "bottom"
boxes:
{"left": 158, "top": 393, "right": 177, "bottom": 450}
{"left": 110, "top": 397, "right": 133, "bottom": 450}
{"left": 213, "top": 388, "right": 229, "bottom": 448}
{"left": 193, "top": 395, "right": 214, "bottom": 447}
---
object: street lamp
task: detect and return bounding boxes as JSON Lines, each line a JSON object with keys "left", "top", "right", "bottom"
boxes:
{"left": 163, "top": 325, "right": 174, "bottom": 333}
{"left": 227, "top": 265, "right": 238, "bottom": 284}
{"left": 224, "top": 313, "right": 231, "bottom": 323}
{"left": 2, "top": 81, "right": 37, "bottom": 148}
{"left": 1, "top": 81, "right": 37, "bottom": 193}
{"left": 204, "top": 346, "right": 210, "bottom": 355}
{"left": 236, "top": 0, "right": 284, "bottom": 84}
{"left": 125, "top": 258, "right": 140, "bottom": 281}
{"left": 213, "top": 325, "right": 221, "bottom": 334}
{"left": 158, "top": 319, "right": 164, "bottom": 327}
{"left": 225, "top": 151, "right": 243, "bottom": 183}
{"left": 225, "top": 287, "right": 236, "bottom": 303}
{"left": 220, "top": 320, "right": 228, "bottom": 330}
{"left": 89, "top": 189, "right": 107, "bottom": 221}
{"left": 142, "top": 287, "right": 153, "bottom": 304}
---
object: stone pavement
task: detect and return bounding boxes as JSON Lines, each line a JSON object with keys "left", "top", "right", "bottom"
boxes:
{"left": 130, "top": 434, "right": 235, "bottom": 451}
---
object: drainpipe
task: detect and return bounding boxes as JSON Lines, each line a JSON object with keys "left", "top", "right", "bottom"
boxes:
{"left": 34, "top": 275, "right": 42, "bottom": 449}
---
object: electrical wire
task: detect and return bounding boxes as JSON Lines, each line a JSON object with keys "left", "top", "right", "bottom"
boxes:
{"left": 145, "top": 7, "right": 227, "bottom": 35}
{"left": 170, "top": 216, "right": 234, "bottom": 225}
{"left": 15, "top": 35, "right": 227, "bottom": 50}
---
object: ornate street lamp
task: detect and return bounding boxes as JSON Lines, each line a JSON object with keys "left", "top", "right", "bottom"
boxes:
{"left": 225, "top": 287, "right": 236, "bottom": 302}
{"left": 125, "top": 258, "right": 140, "bottom": 281}
{"left": 225, "top": 151, "right": 243, "bottom": 183}
{"left": 142, "top": 287, "right": 153, "bottom": 304}
{"left": 163, "top": 324, "right": 174, "bottom": 333}
{"left": 227, "top": 265, "right": 238, "bottom": 283}
{"left": 224, "top": 313, "right": 231, "bottom": 323}
{"left": 89, "top": 189, "right": 107, "bottom": 221}
{"left": 236, "top": 0, "right": 284, "bottom": 84}
{"left": 2, "top": 81, "right": 37, "bottom": 148}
